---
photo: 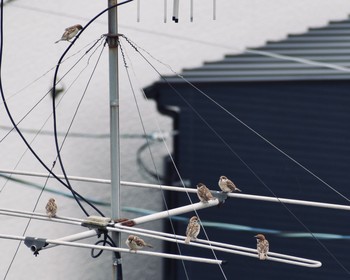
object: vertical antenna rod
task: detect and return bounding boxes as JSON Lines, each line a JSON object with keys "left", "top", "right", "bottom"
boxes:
{"left": 190, "top": 0, "right": 193, "bottom": 22}
{"left": 213, "top": 0, "right": 216, "bottom": 20}
{"left": 108, "top": 0, "right": 122, "bottom": 279}
{"left": 164, "top": 0, "right": 167, "bottom": 23}
{"left": 137, "top": 0, "right": 140, "bottom": 22}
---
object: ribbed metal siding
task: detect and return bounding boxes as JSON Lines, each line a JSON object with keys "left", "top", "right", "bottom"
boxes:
{"left": 159, "top": 17, "right": 350, "bottom": 83}
{"left": 148, "top": 81, "right": 350, "bottom": 280}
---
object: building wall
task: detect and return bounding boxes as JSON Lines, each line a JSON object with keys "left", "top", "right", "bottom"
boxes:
{"left": 151, "top": 80, "right": 350, "bottom": 279}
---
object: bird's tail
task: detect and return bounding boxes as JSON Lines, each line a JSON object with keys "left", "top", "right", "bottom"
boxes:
{"left": 185, "top": 236, "right": 191, "bottom": 244}
{"left": 145, "top": 243, "right": 153, "bottom": 248}
{"left": 258, "top": 253, "right": 267, "bottom": 260}
{"left": 236, "top": 187, "right": 242, "bottom": 192}
{"left": 55, "top": 39, "right": 62, "bottom": 44}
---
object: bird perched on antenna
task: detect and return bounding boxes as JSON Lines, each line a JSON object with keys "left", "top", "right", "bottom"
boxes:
{"left": 45, "top": 198, "right": 57, "bottom": 218}
{"left": 185, "top": 216, "right": 200, "bottom": 244}
{"left": 197, "top": 183, "right": 214, "bottom": 203}
{"left": 255, "top": 234, "right": 269, "bottom": 260}
{"left": 55, "top": 24, "right": 83, "bottom": 44}
{"left": 126, "top": 235, "right": 153, "bottom": 252}
{"left": 218, "top": 175, "right": 242, "bottom": 193}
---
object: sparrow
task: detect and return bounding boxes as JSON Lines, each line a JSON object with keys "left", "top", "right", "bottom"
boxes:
{"left": 45, "top": 198, "right": 57, "bottom": 218}
{"left": 255, "top": 234, "right": 269, "bottom": 260}
{"left": 185, "top": 216, "right": 200, "bottom": 244}
{"left": 196, "top": 183, "right": 214, "bottom": 203}
{"left": 126, "top": 235, "right": 153, "bottom": 251}
{"left": 218, "top": 175, "right": 242, "bottom": 193}
{"left": 55, "top": 24, "right": 83, "bottom": 43}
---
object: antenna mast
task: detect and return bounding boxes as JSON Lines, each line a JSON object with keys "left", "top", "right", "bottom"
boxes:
{"left": 107, "top": 0, "right": 122, "bottom": 279}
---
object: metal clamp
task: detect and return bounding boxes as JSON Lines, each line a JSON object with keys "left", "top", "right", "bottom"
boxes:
{"left": 104, "top": 33, "right": 123, "bottom": 48}
{"left": 24, "top": 237, "right": 48, "bottom": 256}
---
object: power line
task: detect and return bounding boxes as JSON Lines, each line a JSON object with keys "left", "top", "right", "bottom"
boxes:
{"left": 119, "top": 35, "right": 350, "bottom": 276}
{"left": 118, "top": 38, "right": 191, "bottom": 280}
{"left": 119, "top": 37, "right": 229, "bottom": 280}
{"left": 0, "top": 2, "right": 104, "bottom": 218}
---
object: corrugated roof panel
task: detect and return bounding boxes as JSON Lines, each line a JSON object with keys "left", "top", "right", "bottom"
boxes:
{"left": 200, "top": 63, "right": 350, "bottom": 70}
{"left": 152, "top": 15, "right": 350, "bottom": 82}
{"left": 306, "top": 29, "right": 350, "bottom": 35}
{"left": 218, "top": 55, "right": 350, "bottom": 62}
{"left": 286, "top": 36, "right": 350, "bottom": 42}
{"left": 262, "top": 42, "right": 350, "bottom": 49}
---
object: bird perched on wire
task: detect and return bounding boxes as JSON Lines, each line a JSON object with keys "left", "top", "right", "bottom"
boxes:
{"left": 218, "top": 175, "right": 242, "bottom": 193}
{"left": 126, "top": 235, "right": 153, "bottom": 252}
{"left": 197, "top": 183, "right": 214, "bottom": 203}
{"left": 255, "top": 234, "right": 269, "bottom": 260}
{"left": 55, "top": 24, "right": 83, "bottom": 43}
{"left": 45, "top": 198, "right": 57, "bottom": 218}
{"left": 185, "top": 216, "right": 200, "bottom": 244}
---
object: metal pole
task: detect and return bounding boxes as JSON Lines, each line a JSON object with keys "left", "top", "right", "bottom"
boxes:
{"left": 131, "top": 200, "right": 220, "bottom": 225}
{"left": 2, "top": 168, "right": 350, "bottom": 211}
{"left": 107, "top": 0, "right": 122, "bottom": 279}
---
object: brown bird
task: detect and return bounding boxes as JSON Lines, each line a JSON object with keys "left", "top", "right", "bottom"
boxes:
{"left": 196, "top": 183, "right": 214, "bottom": 203}
{"left": 218, "top": 175, "right": 242, "bottom": 193}
{"left": 55, "top": 24, "right": 83, "bottom": 43}
{"left": 185, "top": 216, "right": 200, "bottom": 244}
{"left": 255, "top": 234, "right": 269, "bottom": 260}
{"left": 126, "top": 235, "right": 153, "bottom": 251}
{"left": 45, "top": 198, "right": 57, "bottom": 218}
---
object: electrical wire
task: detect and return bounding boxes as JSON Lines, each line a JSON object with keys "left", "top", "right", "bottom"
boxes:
{"left": 51, "top": 38, "right": 106, "bottom": 217}
{"left": 0, "top": 174, "right": 109, "bottom": 205}
{"left": 0, "top": 38, "right": 103, "bottom": 109}
{"left": 120, "top": 38, "right": 230, "bottom": 279}
{"left": 0, "top": 2, "right": 134, "bottom": 276}
{"left": 47, "top": 3, "right": 133, "bottom": 278}
{"left": 8, "top": 0, "right": 350, "bottom": 77}
{"left": 136, "top": 140, "right": 166, "bottom": 181}
{"left": 3, "top": 0, "right": 350, "bottom": 276}
{"left": 0, "top": 125, "right": 109, "bottom": 139}
{"left": 0, "top": 38, "right": 106, "bottom": 145}
{"left": 59, "top": 38, "right": 106, "bottom": 151}
{"left": 0, "top": 11, "right": 104, "bottom": 218}
{"left": 50, "top": 0, "right": 134, "bottom": 218}
{"left": 0, "top": 37, "right": 106, "bottom": 202}
{"left": 3, "top": 158, "right": 57, "bottom": 279}
{"left": 118, "top": 39, "right": 191, "bottom": 280}
{"left": 120, "top": 37, "right": 230, "bottom": 280}
{"left": 126, "top": 36, "right": 350, "bottom": 205}
{"left": 0, "top": 40, "right": 105, "bottom": 193}
{"left": 119, "top": 35, "right": 350, "bottom": 276}
{"left": 50, "top": 37, "right": 107, "bottom": 217}
{"left": 0, "top": 26, "right": 107, "bottom": 279}
{"left": 55, "top": 38, "right": 107, "bottom": 216}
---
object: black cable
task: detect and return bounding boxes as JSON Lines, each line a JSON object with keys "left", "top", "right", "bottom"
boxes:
{"left": 136, "top": 140, "right": 165, "bottom": 181}
{"left": 106, "top": 233, "right": 123, "bottom": 280}
{"left": 0, "top": 38, "right": 106, "bottom": 145}
{"left": 0, "top": 3, "right": 104, "bottom": 218}
{"left": 91, "top": 232, "right": 123, "bottom": 280}
{"left": 50, "top": 0, "right": 134, "bottom": 218}
{"left": 0, "top": 39, "right": 107, "bottom": 201}
{"left": 51, "top": 38, "right": 107, "bottom": 217}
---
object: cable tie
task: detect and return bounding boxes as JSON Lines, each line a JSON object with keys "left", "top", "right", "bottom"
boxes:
{"left": 81, "top": 215, "right": 112, "bottom": 229}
